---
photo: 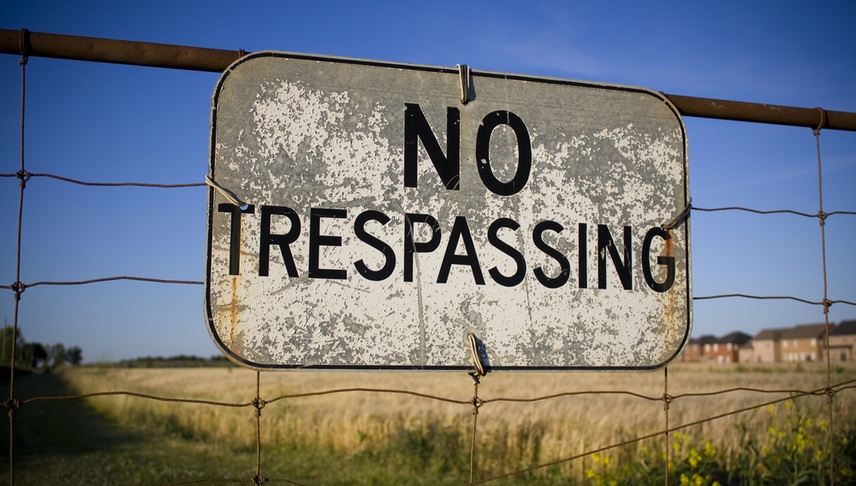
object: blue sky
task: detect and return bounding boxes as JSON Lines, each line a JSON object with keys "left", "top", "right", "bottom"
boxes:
{"left": 1, "top": 1, "right": 854, "bottom": 362}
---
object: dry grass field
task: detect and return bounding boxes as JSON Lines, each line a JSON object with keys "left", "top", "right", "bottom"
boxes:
{"left": 52, "top": 361, "right": 855, "bottom": 483}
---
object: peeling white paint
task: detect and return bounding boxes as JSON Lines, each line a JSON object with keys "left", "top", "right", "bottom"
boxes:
{"left": 206, "top": 53, "right": 691, "bottom": 370}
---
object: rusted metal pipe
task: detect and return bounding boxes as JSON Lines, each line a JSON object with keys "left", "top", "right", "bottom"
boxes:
{"left": 664, "top": 94, "right": 855, "bottom": 132}
{"left": 2, "top": 28, "right": 855, "bottom": 131}
{"left": 0, "top": 28, "right": 238, "bottom": 72}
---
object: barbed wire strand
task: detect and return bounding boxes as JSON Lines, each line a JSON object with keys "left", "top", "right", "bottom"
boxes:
{"left": 266, "top": 387, "right": 470, "bottom": 406}
{"left": 30, "top": 278, "right": 856, "bottom": 307}
{"left": 20, "top": 390, "right": 253, "bottom": 408}
{"left": 663, "top": 366, "right": 670, "bottom": 486}
{"left": 0, "top": 277, "right": 203, "bottom": 291}
{"left": 6, "top": 172, "right": 206, "bottom": 188}
{"left": 17, "top": 376, "right": 856, "bottom": 412}
{"left": 6, "top": 174, "right": 856, "bottom": 218}
{"left": 814, "top": 109, "right": 837, "bottom": 485}
{"left": 8, "top": 284, "right": 856, "bottom": 309}
{"left": 693, "top": 206, "right": 856, "bottom": 218}
{"left": 692, "top": 293, "right": 856, "bottom": 308}
{"left": 24, "top": 277, "right": 204, "bottom": 287}
{"left": 6, "top": 36, "right": 30, "bottom": 486}
{"left": 11, "top": 371, "right": 846, "bottom": 406}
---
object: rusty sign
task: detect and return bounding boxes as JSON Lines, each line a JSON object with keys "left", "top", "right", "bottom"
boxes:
{"left": 205, "top": 52, "right": 691, "bottom": 371}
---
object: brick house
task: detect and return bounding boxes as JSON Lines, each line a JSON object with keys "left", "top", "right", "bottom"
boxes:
{"left": 708, "top": 331, "right": 752, "bottom": 364}
{"left": 829, "top": 320, "right": 856, "bottom": 362}
{"left": 780, "top": 323, "right": 830, "bottom": 363}
{"left": 738, "top": 342, "right": 755, "bottom": 364}
{"left": 750, "top": 328, "right": 784, "bottom": 363}
{"left": 680, "top": 335, "right": 716, "bottom": 362}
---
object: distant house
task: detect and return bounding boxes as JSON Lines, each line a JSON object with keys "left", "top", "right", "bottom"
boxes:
{"left": 709, "top": 331, "right": 752, "bottom": 364}
{"left": 780, "top": 323, "right": 830, "bottom": 363}
{"left": 680, "top": 335, "right": 716, "bottom": 362}
{"left": 680, "top": 322, "right": 849, "bottom": 364}
{"left": 829, "top": 320, "right": 856, "bottom": 362}
{"left": 679, "top": 332, "right": 751, "bottom": 364}
{"left": 738, "top": 342, "right": 755, "bottom": 364}
{"left": 750, "top": 328, "right": 784, "bottom": 363}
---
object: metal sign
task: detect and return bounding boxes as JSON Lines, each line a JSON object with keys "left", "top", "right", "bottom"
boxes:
{"left": 205, "top": 52, "right": 691, "bottom": 371}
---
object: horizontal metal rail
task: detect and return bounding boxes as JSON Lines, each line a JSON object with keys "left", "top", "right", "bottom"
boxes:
{"left": 2, "top": 28, "right": 855, "bottom": 131}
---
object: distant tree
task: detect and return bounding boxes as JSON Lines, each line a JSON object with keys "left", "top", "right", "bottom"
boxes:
{"left": 0, "top": 326, "right": 83, "bottom": 370}
{"left": 49, "top": 343, "right": 66, "bottom": 369}
{"left": 0, "top": 326, "right": 24, "bottom": 364}
{"left": 64, "top": 346, "right": 83, "bottom": 366}
{"left": 22, "top": 342, "right": 48, "bottom": 369}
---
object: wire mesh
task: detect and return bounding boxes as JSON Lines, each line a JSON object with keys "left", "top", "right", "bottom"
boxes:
{"left": 2, "top": 51, "right": 855, "bottom": 486}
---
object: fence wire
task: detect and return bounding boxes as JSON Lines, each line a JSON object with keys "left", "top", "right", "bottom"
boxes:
{"left": 2, "top": 51, "right": 856, "bottom": 486}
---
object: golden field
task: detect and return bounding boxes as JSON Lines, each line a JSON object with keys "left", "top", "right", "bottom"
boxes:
{"left": 57, "top": 362, "right": 855, "bottom": 480}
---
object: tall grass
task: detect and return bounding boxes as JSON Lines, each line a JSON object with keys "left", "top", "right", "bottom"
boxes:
{"left": 60, "top": 363, "right": 855, "bottom": 482}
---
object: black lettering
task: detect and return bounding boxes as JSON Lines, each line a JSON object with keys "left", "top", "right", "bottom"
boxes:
{"left": 309, "top": 208, "right": 347, "bottom": 280}
{"left": 487, "top": 218, "right": 525, "bottom": 287}
{"left": 532, "top": 220, "right": 570, "bottom": 288}
{"left": 642, "top": 227, "right": 675, "bottom": 292}
{"left": 437, "top": 216, "right": 485, "bottom": 285}
{"left": 475, "top": 110, "right": 532, "bottom": 196}
{"left": 404, "top": 103, "right": 460, "bottom": 190}
{"left": 404, "top": 213, "right": 441, "bottom": 282}
{"left": 354, "top": 210, "right": 396, "bottom": 281}
{"left": 218, "top": 203, "right": 255, "bottom": 276}
{"left": 597, "top": 225, "right": 632, "bottom": 290}
{"left": 578, "top": 223, "right": 588, "bottom": 289}
{"left": 259, "top": 206, "right": 300, "bottom": 277}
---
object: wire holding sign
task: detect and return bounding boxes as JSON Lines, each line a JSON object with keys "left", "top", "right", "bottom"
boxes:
{"left": 205, "top": 52, "right": 690, "bottom": 370}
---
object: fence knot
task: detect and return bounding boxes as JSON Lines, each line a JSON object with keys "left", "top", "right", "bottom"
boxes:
{"left": 16, "top": 170, "right": 31, "bottom": 188}
{"left": 253, "top": 396, "right": 266, "bottom": 417}
{"left": 252, "top": 473, "right": 266, "bottom": 485}
{"left": 662, "top": 393, "right": 673, "bottom": 411}
{"left": 4, "top": 398, "right": 21, "bottom": 417}
{"left": 822, "top": 299, "right": 832, "bottom": 314}
{"left": 471, "top": 396, "right": 484, "bottom": 416}
{"left": 11, "top": 281, "right": 26, "bottom": 300}
{"left": 825, "top": 387, "right": 836, "bottom": 404}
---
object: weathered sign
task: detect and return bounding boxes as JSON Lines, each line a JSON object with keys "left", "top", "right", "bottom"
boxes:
{"left": 205, "top": 52, "right": 691, "bottom": 370}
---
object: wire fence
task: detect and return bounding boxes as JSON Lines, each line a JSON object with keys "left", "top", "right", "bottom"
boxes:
{"left": 2, "top": 44, "right": 856, "bottom": 486}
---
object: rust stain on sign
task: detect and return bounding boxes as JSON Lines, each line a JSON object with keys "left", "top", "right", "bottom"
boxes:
{"left": 204, "top": 52, "right": 692, "bottom": 371}
{"left": 661, "top": 236, "right": 680, "bottom": 349}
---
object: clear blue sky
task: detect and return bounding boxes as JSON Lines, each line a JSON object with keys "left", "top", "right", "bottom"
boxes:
{"left": 1, "top": 1, "right": 854, "bottom": 362}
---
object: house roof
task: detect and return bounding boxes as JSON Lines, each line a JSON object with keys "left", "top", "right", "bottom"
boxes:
{"left": 754, "top": 328, "right": 785, "bottom": 341}
{"left": 688, "top": 334, "right": 717, "bottom": 345}
{"left": 830, "top": 320, "right": 856, "bottom": 336}
{"left": 717, "top": 331, "right": 752, "bottom": 345}
{"left": 781, "top": 323, "right": 831, "bottom": 340}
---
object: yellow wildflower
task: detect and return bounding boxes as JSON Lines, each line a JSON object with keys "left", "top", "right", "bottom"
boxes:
{"left": 688, "top": 448, "right": 701, "bottom": 468}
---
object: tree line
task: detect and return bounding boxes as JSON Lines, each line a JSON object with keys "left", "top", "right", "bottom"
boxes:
{"left": 0, "top": 326, "right": 82, "bottom": 370}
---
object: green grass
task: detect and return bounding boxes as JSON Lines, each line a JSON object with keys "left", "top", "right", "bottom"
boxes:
{"left": 0, "top": 372, "right": 257, "bottom": 485}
